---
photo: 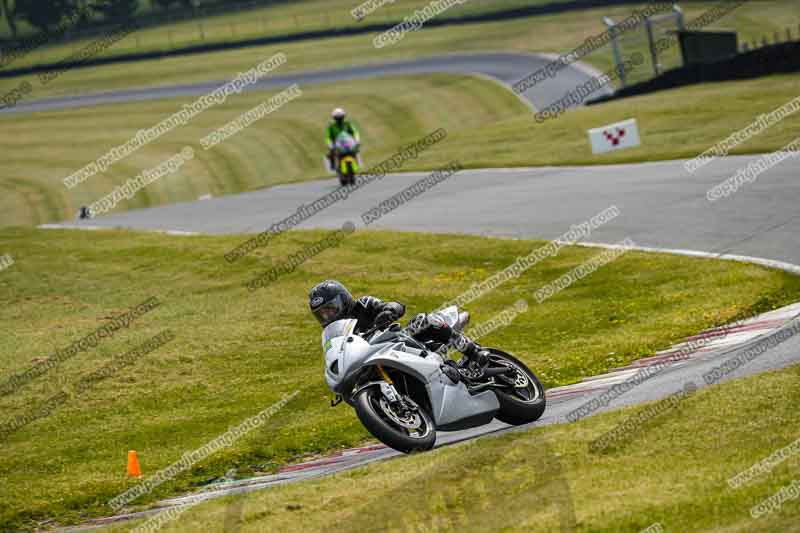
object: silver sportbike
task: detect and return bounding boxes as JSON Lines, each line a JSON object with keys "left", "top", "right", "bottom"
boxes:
{"left": 321, "top": 306, "right": 546, "bottom": 453}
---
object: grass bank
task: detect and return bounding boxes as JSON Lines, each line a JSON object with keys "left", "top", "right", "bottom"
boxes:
{"left": 0, "top": 226, "right": 799, "bottom": 529}
{"left": 1, "top": 1, "right": 797, "bottom": 100}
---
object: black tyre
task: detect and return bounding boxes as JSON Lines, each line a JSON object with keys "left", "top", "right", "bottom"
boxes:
{"left": 488, "top": 349, "right": 546, "bottom": 425}
{"left": 354, "top": 385, "right": 436, "bottom": 453}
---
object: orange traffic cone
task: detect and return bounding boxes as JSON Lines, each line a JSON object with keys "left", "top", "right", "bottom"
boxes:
{"left": 127, "top": 450, "right": 142, "bottom": 478}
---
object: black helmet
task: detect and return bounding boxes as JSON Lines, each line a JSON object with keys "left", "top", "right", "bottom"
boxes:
{"left": 309, "top": 280, "right": 354, "bottom": 327}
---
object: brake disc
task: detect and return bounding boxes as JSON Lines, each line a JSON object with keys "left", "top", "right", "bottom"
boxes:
{"left": 514, "top": 370, "right": 530, "bottom": 388}
{"left": 379, "top": 397, "right": 422, "bottom": 429}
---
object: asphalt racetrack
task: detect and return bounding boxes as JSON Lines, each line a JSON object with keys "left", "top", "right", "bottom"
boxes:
{"left": 53, "top": 156, "right": 800, "bottom": 265}
{"left": 1, "top": 52, "right": 609, "bottom": 115}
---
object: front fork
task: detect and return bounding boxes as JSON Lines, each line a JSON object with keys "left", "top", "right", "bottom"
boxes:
{"left": 377, "top": 365, "right": 403, "bottom": 404}
{"left": 332, "top": 365, "right": 400, "bottom": 408}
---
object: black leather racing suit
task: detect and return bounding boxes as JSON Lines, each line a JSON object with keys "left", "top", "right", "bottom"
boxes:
{"left": 348, "top": 296, "right": 483, "bottom": 358}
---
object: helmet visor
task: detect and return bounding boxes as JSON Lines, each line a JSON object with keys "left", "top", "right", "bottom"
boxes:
{"left": 312, "top": 295, "right": 344, "bottom": 327}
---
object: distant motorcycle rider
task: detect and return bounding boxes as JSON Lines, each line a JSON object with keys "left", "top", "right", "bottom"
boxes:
{"left": 308, "top": 280, "right": 490, "bottom": 368}
{"left": 326, "top": 108, "right": 360, "bottom": 172}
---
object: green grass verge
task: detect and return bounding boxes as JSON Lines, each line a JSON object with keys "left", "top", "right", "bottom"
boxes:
{"left": 3, "top": 72, "right": 799, "bottom": 228}
{"left": 420, "top": 72, "right": 800, "bottom": 168}
{"left": 1, "top": 226, "right": 799, "bottom": 530}
{"left": 2, "top": 1, "right": 797, "bottom": 100}
{"left": 0, "top": 0, "right": 565, "bottom": 58}
{"left": 0, "top": 0, "right": 558, "bottom": 43}
{"left": 107, "top": 364, "right": 800, "bottom": 532}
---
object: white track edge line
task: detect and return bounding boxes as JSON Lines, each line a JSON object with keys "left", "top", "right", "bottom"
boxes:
{"left": 569, "top": 241, "right": 800, "bottom": 276}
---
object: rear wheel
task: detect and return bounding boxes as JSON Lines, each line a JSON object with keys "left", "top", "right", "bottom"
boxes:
{"left": 487, "top": 349, "right": 546, "bottom": 425}
{"left": 354, "top": 386, "right": 436, "bottom": 453}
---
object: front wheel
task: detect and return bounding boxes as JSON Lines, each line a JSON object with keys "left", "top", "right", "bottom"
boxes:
{"left": 487, "top": 349, "right": 546, "bottom": 425}
{"left": 354, "top": 386, "right": 436, "bottom": 453}
{"left": 344, "top": 160, "right": 356, "bottom": 185}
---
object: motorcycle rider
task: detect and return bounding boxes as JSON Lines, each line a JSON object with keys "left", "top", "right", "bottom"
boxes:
{"left": 309, "top": 280, "right": 490, "bottom": 370}
{"left": 326, "top": 108, "right": 360, "bottom": 172}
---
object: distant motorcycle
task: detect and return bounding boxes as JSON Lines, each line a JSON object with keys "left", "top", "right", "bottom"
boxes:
{"left": 331, "top": 131, "right": 360, "bottom": 186}
{"left": 321, "top": 306, "right": 546, "bottom": 453}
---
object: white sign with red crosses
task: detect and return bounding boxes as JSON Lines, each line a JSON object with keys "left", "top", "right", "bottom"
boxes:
{"left": 588, "top": 118, "right": 641, "bottom": 154}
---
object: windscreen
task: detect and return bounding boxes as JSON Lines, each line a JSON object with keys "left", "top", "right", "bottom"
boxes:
{"left": 321, "top": 318, "right": 357, "bottom": 352}
{"left": 335, "top": 132, "right": 356, "bottom": 151}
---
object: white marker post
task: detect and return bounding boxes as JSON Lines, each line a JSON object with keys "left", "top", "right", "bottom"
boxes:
{"left": 588, "top": 118, "right": 641, "bottom": 154}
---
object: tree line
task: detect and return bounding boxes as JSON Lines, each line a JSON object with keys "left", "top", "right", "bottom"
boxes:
{"left": 0, "top": 0, "right": 196, "bottom": 36}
